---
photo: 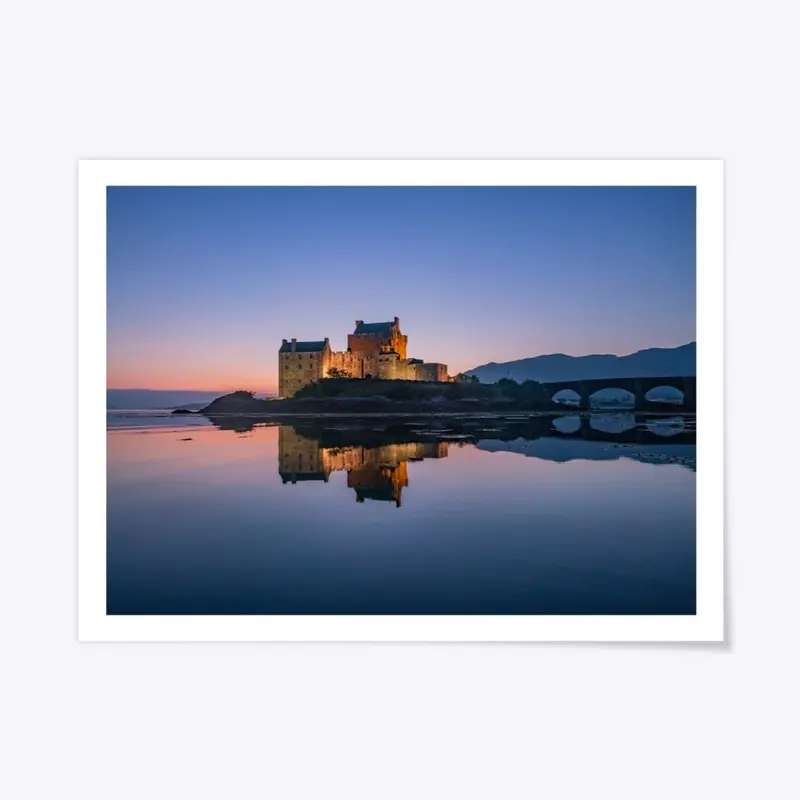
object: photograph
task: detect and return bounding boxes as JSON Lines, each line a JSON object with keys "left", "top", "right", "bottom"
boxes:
{"left": 12, "top": 2, "right": 798, "bottom": 794}
{"left": 79, "top": 159, "right": 722, "bottom": 640}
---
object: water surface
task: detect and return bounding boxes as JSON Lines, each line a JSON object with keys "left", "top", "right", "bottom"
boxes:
{"left": 107, "top": 414, "right": 696, "bottom": 615}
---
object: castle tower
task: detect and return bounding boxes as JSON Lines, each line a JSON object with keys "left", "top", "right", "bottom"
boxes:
{"left": 347, "top": 317, "right": 408, "bottom": 360}
{"left": 278, "top": 338, "right": 330, "bottom": 397}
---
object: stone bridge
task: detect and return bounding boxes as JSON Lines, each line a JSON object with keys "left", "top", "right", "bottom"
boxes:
{"left": 540, "top": 375, "right": 696, "bottom": 410}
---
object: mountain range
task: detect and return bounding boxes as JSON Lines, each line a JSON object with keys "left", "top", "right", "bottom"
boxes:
{"left": 464, "top": 343, "right": 696, "bottom": 384}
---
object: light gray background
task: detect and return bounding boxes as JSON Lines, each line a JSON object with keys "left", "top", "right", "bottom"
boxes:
{"left": 2, "top": 1, "right": 798, "bottom": 798}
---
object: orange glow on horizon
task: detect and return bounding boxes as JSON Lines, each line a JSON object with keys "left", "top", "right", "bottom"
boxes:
{"left": 106, "top": 362, "right": 474, "bottom": 394}
{"left": 107, "top": 365, "right": 278, "bottom": 394}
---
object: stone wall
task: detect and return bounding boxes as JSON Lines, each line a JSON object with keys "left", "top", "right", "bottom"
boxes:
{"left": 326, "top": 350, "right": 364, "bottom": 378}
{"left": 412, "top": 362, "right": 448, "bottom": 382}
{"left": 374, "top": 352, "right": 409, "bottom": 380}
{"left": 278, "top": 340, "right": 329, "bottom": 397}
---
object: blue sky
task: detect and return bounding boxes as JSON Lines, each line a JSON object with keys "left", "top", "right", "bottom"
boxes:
{"left": 107, "top": 185, "right": 695, "bottom": 391}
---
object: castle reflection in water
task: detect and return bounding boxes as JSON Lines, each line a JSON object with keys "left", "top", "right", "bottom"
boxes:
{"left": 278, "top": 427, "right": 449, "bottom": 507}
{"left": 273, "top": 414, "right": 696, "bottom": 508}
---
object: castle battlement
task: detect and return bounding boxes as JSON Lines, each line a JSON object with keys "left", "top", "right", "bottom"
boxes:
{"left": 278, "top": 317, "right": 448, "bottom": 397}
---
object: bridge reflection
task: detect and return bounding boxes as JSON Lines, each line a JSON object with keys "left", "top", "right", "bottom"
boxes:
{"left": 272, "top": 412, "right": 696, "bottom": 506}
{"left": 548, "top": 413, "right": 694, "bottom": 443}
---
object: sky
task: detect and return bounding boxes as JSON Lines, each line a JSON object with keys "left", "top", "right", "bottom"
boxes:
{"left": 107, "top": 185, "right": 696, "bottom": 393}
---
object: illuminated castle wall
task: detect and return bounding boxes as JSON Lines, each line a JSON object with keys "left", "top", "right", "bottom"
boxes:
{"left": 278, "top": 317, "right": 448, "bottom": 397}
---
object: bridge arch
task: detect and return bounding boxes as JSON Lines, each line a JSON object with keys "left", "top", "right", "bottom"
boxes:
{"left": 644, "top": 385, "right": 685, "bottom": 406}
{"left": 587, "top": 387, "right": 636, "bottom": 409}
{"left": 540, "top": 376, "right": 696, "bottom": 411}
{"left": 551, "top": 388, "right": 581, "bottom": 406}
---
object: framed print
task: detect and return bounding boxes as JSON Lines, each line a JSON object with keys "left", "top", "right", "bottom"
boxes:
{"left": 78, "top": 159, "right": 723, "bottom": 642}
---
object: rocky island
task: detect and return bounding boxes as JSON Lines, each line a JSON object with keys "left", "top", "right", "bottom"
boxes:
{"left": 175, "top": 379, "right": 553, "bottom": 418}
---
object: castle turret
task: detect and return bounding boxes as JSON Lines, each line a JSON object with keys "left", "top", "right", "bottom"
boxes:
{"left": 348, "top": 317, "right": 408, "bottom": 360}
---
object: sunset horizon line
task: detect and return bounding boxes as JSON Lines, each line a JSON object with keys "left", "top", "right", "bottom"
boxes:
{"left": 107, "top": 339, "right": 696, "bottom": 394}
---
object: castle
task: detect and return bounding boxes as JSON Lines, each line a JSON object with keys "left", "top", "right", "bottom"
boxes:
{"left": 278, "top": 317, "right": 448, "bottom": 397}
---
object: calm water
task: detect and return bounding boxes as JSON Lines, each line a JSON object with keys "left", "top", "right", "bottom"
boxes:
{"left": 107, "top": 413, "right": 696, "bottom": 615}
